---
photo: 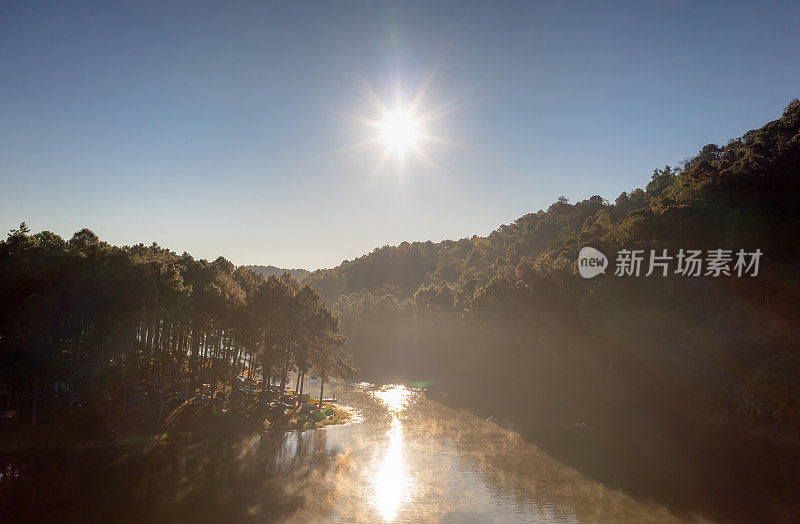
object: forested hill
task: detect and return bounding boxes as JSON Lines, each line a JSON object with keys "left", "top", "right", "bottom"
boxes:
{"left": 245, "top": 265, "right": 310, "bottom": 281}
{"left": 316, "top": 99, "right": 800, "bottom": 445}
{"left": 307, "top": 99, "right": 800, "bottom": 308}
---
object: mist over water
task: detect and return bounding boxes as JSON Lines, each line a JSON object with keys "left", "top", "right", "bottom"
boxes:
{"left": 1, "top": 382, "right": 699, "bottom": 523}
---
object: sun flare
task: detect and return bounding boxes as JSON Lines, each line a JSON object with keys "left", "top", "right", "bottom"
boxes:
{"left": 380, "top": 110, "right": 421, "bottom": 155}
{"left": 341, "top": 70, "right": 462, "bottom": 175}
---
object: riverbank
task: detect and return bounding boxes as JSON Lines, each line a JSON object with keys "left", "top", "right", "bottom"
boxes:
{"left": 263, "top": 401, "right": 353, "bottom": 432}
{"left": 0, "top": 398, "right": 354, "bottom": 454}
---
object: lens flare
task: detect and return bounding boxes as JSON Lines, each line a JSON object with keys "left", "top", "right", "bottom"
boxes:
{"left": 338, "top": 67, "right": 464, "bottom": 176}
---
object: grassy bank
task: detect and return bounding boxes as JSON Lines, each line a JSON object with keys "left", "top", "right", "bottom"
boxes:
{"left": 267, "top": 402, "right": 352, "bottom": 431}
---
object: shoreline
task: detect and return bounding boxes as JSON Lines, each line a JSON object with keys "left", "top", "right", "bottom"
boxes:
{"left": 0, "top": 401, "right": 356, "bottom": 454}
{"left": 262, "top": 401, "right": 354, "bottom": 432}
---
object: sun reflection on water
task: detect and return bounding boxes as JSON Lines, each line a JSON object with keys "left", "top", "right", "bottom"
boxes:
{"left": 373, "top": 384, "right": 412, "bottom": 415}
{"left": 370, "top": 385, "right": 413, "bottom": 522}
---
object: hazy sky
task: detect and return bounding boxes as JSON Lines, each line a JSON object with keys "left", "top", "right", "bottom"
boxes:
{"left": 2, "top": 1, "right": 799, "bottom": 269}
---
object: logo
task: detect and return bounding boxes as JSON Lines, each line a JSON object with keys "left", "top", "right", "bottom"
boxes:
{"left": 577, "top": 246, "right": 608, "bottom": 279}
{"left": 577, "top": 247, "right": 762, "bottom": 279}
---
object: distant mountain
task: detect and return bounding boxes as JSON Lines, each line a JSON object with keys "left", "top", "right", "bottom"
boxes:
{"left": 244, "top": 265, "right": 310, "bottom": 281}
{"left": 307, "top": 99, "right": 800, "bottom": 306}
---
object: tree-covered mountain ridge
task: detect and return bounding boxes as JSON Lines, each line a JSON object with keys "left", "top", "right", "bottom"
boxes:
{"left": 315, "top": 99, "right": 800, "bottom": 438}
{"left": 307, "top": 99, "right": 800, "bottom": 310}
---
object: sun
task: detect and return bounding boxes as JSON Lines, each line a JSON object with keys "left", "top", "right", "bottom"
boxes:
{"left": 340, "top": 70, "right": 461, "bottom": 175}
{"left": 380, "top": 110, "right": 420, "bottom": 155}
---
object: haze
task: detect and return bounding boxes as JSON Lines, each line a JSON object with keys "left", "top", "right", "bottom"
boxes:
{"left": 2, "top": 1, "right": 799, "bottom": 268}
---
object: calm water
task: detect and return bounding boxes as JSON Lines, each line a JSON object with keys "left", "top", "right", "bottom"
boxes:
{"left": 1, "top": 383, "right": 701, "bottom": 523}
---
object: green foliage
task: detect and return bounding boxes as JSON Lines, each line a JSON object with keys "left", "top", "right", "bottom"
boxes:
{"left": 0, "top": 232, "right": 351, "bottom": 421}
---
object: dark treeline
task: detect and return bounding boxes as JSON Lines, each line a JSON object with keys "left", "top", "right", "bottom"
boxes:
{"left": 0, "top": 230, "right": 352, "bottom": 427}
{"left": 307, "top": 100, "right": 800, "bottom": 519}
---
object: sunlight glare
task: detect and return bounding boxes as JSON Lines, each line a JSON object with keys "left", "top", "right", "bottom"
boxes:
{"left": 342, "top": 71, "right": 461, "bottom": 176}
{"left": 373, "top": 384, "right": 412, "bottom": 414}
{"left": 371, "top": 385, "right": 414, "bottom": 521}
{"left": 380, "top": 110, "right": 420, "bottom": 155}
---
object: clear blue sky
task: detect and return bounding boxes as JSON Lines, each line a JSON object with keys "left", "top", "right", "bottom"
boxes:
{"left": 2, "top": 1, "right": 799, "bottom": 269}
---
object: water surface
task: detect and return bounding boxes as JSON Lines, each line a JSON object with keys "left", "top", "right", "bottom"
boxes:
{"left": 1, "top": 383, "right": 701, "bottom": 523}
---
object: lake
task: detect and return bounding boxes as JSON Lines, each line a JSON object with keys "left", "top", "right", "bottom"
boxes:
{"left": 1, "top": 382, "right": 705, "bottom": 523}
